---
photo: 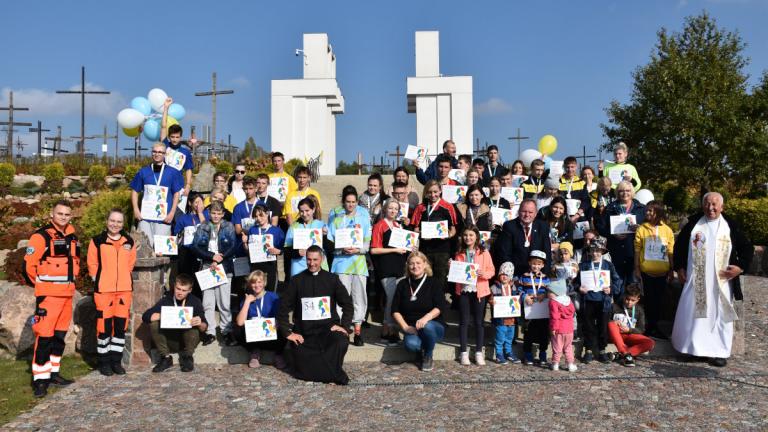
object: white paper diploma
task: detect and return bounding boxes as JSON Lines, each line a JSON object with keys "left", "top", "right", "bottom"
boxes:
{"left": 573, "top": 221, "right": 590, "bottom": 240}
{"left": 249, "top": 234, "right": 276, "bottom": 263}
{"left": 491, "top": 207, "right": 517, "bottom": 226}
{"left": 165, "top": 147, "right": 186, "bottom": 171}
{"left": 396, "top": 201, "right": 409, "bottom": 221}
{"left": 500, "top": 187, "right": 524, "bottom": 205}
{"left": 511, "top": 175, "right": 528, "bottom": 188}
{"left": 610, "top": 214, "right": 637, "bottom": 235}
{"left": 268, "top": 177, "right": 289, "bottom": 202}
{"left": 549, "top": 161, "right": 564, "bottom": 177}
{"left": 442, "top": 185, "right": 467, "bottom": 204}
{"left": 581, "top": 270, "right": 611, "bottom": 292}
{"left": 160, "top": 306, "right": 193, "bottom": 329}
{"left": 293, "top": 228, "right": 323, "bottom": 250}
{"left": 195, "top": 264, "right": 229, "bottom": 290}
{"left": 245, "top": 317, "right": 278, "bottom": 342}
{"left": 388, "top": 227, "right": 419, "bottom": 249}
{"left": 153, "top": 235, "right": 178, "bottom": 255}
{"left": 493, "top": 295, "right": 522, "bottom": 318}
{"left": 479, "top": 231, "right": 492, "bottom": 248}
{"left": 447, "top": 260, "right": 479, "bottom": 286}
{"left": 448, "top": 169, "right": 466, "bottom": 184}
{"left": 420, "top": 221, "right": 449, "bottom": 239}
{"left": 524, "top": 298, "right": 550, "bottom": 319}
{"left": 565, "top": 198, "right": 581, "bottom": 216}
{"left": 405, "top": 145, "right": 428, "bottom": 165}
{"left": 608, "top": 169, "right": 626, "bottom": 185}
{"left": 334, "top": 227, "right": 363, "bottom": 249}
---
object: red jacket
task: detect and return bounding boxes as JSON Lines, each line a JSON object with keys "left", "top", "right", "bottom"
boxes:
{"left": 549, "top": 299, "right": 575, "bottom": 334}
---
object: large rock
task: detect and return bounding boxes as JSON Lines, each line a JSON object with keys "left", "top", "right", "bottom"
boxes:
{"left": 12, "top": 174, "right": 44, "bottom": 187}
{"left": 191, "top": 162, "right": 216, "bottom": 192}
{"left": 0, "top": 281, "right": 81, "bottom": 359}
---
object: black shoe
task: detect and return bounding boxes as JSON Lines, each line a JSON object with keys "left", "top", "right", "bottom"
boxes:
{"left": 152, "top": 355, "right": 173, "bottom": 373}
{"left": 202, "top": 334, "right": 216, "bottom": 346}
{"left": 33, "top": 380, "right": 49, "bottom": 398}
{"left": 421, "top": 356, "right": 434, "bottom": 372}
{"left": 111, "top": 362, "right": 127, "bottom": 375}
{"left": 223, "top": 333, "right": 238, "bottom": 347}
{"left": 598, "top": 353, "right": 611, "bottom": 364}
{"left": 179, "top": 354, "right": 195, "bottom": 372}
{"left": 386, "top": 333, "right": 401, "bottom": 347}
{"left": 353, "top": 334, "right": 364, "bottom": 347}
{"left": 361, "top": 320, "right": 371, "bottom": 329}
{"left": 622, "top": 354, "right": 636, "bottom": 367}
{"left": 99, "top": 363, "right": 113, "bottom": 377}
{"left": 50, "top": 373, "right": 74, "bottom": 387}
{"left": 582, "top": 352, "right": 594, "bottom": 364}
{"left": 709, "top": 357, "right": 727, "bottom": 367}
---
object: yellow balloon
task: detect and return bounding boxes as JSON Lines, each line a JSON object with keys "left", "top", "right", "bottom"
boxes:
{"left": 123, "top": 126, "right": 140, "bottom": 137}
{"left": 166, "top": 116, "right": 179, "bottom": 132}
{"left": 538, "top": 135, "right": 558, "bottom": 156}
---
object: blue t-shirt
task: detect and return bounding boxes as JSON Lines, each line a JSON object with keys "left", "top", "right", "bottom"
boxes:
{"left": 232, "top": 199, "right": 258, "bottom": 228}
{"left": 240, "top": 291, "right": 280, "bottom": 319}
{"left": 285, "top": 219, "right": 328, "bottom": 275}
{"left": 247, "top": 224, "right": 286, "bottom": 250}
{"left": 163, "top": 138, "right": 194, "bottom": 172}
{"left": 129, "top": 163, "right": 184, "bottom": 223}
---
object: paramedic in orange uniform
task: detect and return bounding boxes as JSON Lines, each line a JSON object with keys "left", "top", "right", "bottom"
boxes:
{"left": 24, "top": 200, "right": 80, "bottom": 398}
{"left": 87, "top": 208, "right": 137, "bottom": 377}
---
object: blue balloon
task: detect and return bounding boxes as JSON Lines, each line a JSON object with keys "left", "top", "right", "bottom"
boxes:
{"left": 543, "top": 155, "right": 553, "bottom": 170}
{"left": 143, "top": 118, "right": 160, "bottom": 142}
{"left": 168, "top": 103, "right": 186, "bottom": 121}
{"left": 131, "top": 97, "right": 152, "bottom": 116}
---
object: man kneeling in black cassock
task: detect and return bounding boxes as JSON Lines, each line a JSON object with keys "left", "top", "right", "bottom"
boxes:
{"left": 277, "top": 245, "right": 353, "bottom": 384}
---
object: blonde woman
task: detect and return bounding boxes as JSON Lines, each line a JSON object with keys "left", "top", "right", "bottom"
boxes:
{"left": 234, "top": 271, "right": 286, "bottom": 369}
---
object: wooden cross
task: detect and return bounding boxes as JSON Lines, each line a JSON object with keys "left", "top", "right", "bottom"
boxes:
{"left": 195, "top": 72, "right": 234, "bottom": 156}
{"left": 577, "top": 145, "right": 597, "bottom": 168}
{"left": 56, "top": 66, "right": 111, "bottom": 155}
{"left": 387, "top": 145, "right": 405, "bottom": 167}
{"left": 43, "top": 126, "right": 74, "bottom": 157}
{"left": 15, "top": 136, "right": 27, "bottom": 157}
{"left": 123, "top": 135, "right": 148, "bottom": 161}
{"left": 0, "top": 91, "right": 31, "bottom": 160}
{"left": 29, "top": 121, "right": 50, "bottom": 157}
{"left": 472, "top": 138, "right": 489, "bottom": 158}
{"left": 507, "top": 128, "right": 529, "bottom": 160}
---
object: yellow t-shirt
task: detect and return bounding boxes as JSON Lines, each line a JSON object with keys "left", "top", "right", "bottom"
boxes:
{"left": 283, "top": 187, "right": 322, "bottom": 222}
{"left": 634, "top": 222, "right": 675, "bottom": 276}
{"left": 268, "top": 172, "right": 298, "bottom": 200}
{"left": 203, "top": 194, "right": 237, "bottom": 213}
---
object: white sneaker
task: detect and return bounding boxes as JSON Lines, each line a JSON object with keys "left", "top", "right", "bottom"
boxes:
{"left": 550, "top": 363, "right": 559, "bottom": 371}
{"left": 475, "top": 352, "right": 486, "bottom": 366}
{"left": 460, "top": 351, "right": 471, "bottom": 366}
{"left": 568, "top": 363, "right": 578, "bottom": 372}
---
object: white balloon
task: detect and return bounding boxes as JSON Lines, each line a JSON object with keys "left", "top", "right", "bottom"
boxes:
{"left": 520, "top": 149, "right": 543, "bottom": 168}
{"left": 635, "top": 189, "right": 654, "bottom": 205}
{"left": 116, "top": 108, "right": 145, "bottom": 129}
{"left": 147, "top": 88, "right": 168, "bottom": 112}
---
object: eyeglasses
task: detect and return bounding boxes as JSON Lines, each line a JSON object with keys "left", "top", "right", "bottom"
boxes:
{"left": 235, "top": 170, "right": 246, "bottom": 174}
{"left": 152, "top": 151, "right": 166, "bottom": 155}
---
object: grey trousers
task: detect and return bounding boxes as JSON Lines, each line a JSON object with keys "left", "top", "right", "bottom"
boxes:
{"left": 338, "top": 274, "right": 367, "bottom": 326}
{"left": 138, "top": 220, "right": 172, "bottom": 248}
{"left": 202, "top": 272, "right": 233, "bottom": 336}
{"left": 381, "top": 277, "right": 398, "bottom": 326}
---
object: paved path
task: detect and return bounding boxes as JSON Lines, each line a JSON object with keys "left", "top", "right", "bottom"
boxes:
{"left": 6, "top": 276, "right": 768, "bottom": 431}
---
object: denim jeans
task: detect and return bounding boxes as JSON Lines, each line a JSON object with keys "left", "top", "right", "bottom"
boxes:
{"left": 403, "top": 320, "right": 445, "bottom": 358}
{"left": 494, "top": 324, "right": 516, "bottom": 358}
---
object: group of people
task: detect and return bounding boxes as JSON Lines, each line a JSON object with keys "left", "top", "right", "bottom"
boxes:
{"left": 22, "top": 126, "right": 753, "bottom": 394}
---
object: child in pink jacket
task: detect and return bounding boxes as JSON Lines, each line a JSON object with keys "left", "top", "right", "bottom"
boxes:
{"left": 548, "top": 279, "right": 577, "bottom": 372}
{"left": 454, "top": 226, "right": 495, "bottom": 366}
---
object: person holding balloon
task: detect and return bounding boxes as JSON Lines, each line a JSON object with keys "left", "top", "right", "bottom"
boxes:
{"left": 598, "top": 142, "right": 642, "bottom": 192}
{"left": 161, "top": 97, "right": 193, "bottom": 197}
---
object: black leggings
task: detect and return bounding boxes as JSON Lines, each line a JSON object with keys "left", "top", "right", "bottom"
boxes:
{"left": 582, "top": 300, "right": 609, "bottom": 354}
{"left": 523, "top": 319, "right": 549, "bottom": 354}
{"left": 459, "top": 292, "right": 487, "bottom": 352}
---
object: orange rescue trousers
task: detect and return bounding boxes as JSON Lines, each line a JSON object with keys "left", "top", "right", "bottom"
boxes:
{"left": 94, "top": 291, "right": 132, "bottom": 365}
{"left": 32, "top": 296, "right": 72, "bottom": 381}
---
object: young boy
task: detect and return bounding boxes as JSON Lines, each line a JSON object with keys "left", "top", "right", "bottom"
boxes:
{"left": 489, "top": 262, "right": 521, "bottom": 364}
{"left": 161, "top": 97, "right": 194, "bottom": 197}
{"left": 268, "top": 152, "right": 298, "bottom": 203}
{"left": 575, "top": 236, "right": 620, "bottom": 364}
{"left": 283, "top": 166, "right": 322, "bottom": 225}
{"left": 482, "top": 145, "right": 509, "bottom": 187}
{"left": 522, "top": 159, "right": 549, "bottom": 200}
{"left": 608, "top": 283, "right": 655, "bottom": 367}
{"left": 520, "top": 250, "right": 551, "bottom": 366}
{"left": 142, "top": 274, "right": 208, "bottom": 372}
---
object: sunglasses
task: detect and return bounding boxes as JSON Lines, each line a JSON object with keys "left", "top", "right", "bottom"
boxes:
{"left": 235, "top": 170, "right": 246, "bottom": 174}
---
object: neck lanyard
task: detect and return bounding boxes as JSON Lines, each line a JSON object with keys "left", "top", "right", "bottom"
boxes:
{"left": 409, "top": 275, "right": 427, "bottom": 301}
{"left": 258, "top": 225, "right": 269, "bottom": 236}
{"left": 427, "top": 200, "right": 440, "bottom": 219}
{"left": 531, "top": 273, "right": 543, "bottom": 298}
{"left": 523, "top": 223, "right": 532, "bottom": 247}
{"left": 591, "top": 257, "right": 603, "bottom": 288}
{"left": 502, "top": 283, "right": 512, "bottom": 297}
{"left": 624, "top": 305, "right": 635, "bottom": 327}
{"left": 565, "top": 177, "right": 574, "bottom": 198}
{"left": 245, "top": 199, "right": 256, "bottom": 216}
{"left": 173, "top": 297, "right": 186, "bottom": 307}
{"left": 468, "top": 206, "right": 477, "bottom": 226}
{"left": 254, "top": 295, "right": 265, "bottom": 318}
{"left": 153, "top": 163, "right": 165, "bottom": 186}
{"left": 466, "top": 248, "right": 475, "bottom": 263}
{"left": 620, "top": 202, "right": 633, "bottom": 215}
{"left": 384, "top": 218, "right": 398, "bottom": 230}
{"left": 367, "top": 194, "right": 378, "bottom": 210}
{"left": 209, "top": 222, "right": 220, "bottom": 240}
{"left": 490, "top": 197, "right": 499, "bottom": 208}
{"left": 487, "top": 164, "right": 496, "bottom": 177}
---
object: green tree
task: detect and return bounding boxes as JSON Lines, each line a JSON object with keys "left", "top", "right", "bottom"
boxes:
{"left": 240, "top": 137, "right": 260, "bottom": 160}
{"left": 601, "top": 12, "right": 768, "bottom": 197}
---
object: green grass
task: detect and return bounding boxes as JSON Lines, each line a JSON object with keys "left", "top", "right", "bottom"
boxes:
{"left": 0, "top": 355, "right": 92, "bottom": 425}
{"left": 0, "top": 271, "right": 6, "bottom": 280}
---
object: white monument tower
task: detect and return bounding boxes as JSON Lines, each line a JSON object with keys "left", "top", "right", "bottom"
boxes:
{"left": 407, "top": 31, "right": 473, "bottom": 157}
{"left": 271, "top": 33, "right": 344, "bottom": 176}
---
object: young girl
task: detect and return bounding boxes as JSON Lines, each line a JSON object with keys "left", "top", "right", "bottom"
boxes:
{"left": 581, "top": 166, "right": 597, "bottom": 193}
{"left": 520, "top": 250, "right": 551, "bottom": 366}
{"left": 548, "top": 279, "right": 577, "bottom": 372}
{"left": 234, "top": 271, "right": 286, "bottom": 369}
{"left": 246, "top": 204, "right": 285, "bottom": 292}
{"left": 371, "top": 199, "right": 413, "bottom": 345}
{"left": 633, "top": 200, "right": 674, "bottom": 338}
{"left": 411, "top": 180, "right": 457, "bottom": 293}
{"left": 510, "top": 160, "right": 526, "bottom": 176}
{"left": 465, "top": 169, "right": 481, "bottom": 187}
{"left": 453, "top": 226, "right": 495, "bottom": 365}
{"left": 390, "top": 167, "right": 420, "bottom": 211}
{"left": 486, "top": 177, "right": 512, "bottom": 210}
{"left": 457, "top": 185, "right": 493, "bottom": 232}
{"left": 284, "top": 197, "right": 328, "bottom": 276}
{"left": 489, "top": 262, "right": 521, "bottom": 364}
{"left": 359, "top": 173, "right": 389, "bottom": 225}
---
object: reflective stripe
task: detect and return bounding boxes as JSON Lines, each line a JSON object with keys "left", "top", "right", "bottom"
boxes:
{"left": 97, "top": 338, "right": 110, "bottom": 346}
{"left": 51, "top": 364, "right": 60, "bottom": 373}
{"left": 33, "top": 372, "right": 51, "bottom": 381}
{"left": 32, "top": 362, "right": 52, "bottom": 372}
{"left": 109, "top": 345, "right": 125, "bottom": 353}
{"left": 111, "top": 337, "right": 125, "bottom": 344}
{"left": 97, "top": 346, "right": 110, "bottom": 354}
{"left": 36, "top": 276, "right": 71, "bottom": 283}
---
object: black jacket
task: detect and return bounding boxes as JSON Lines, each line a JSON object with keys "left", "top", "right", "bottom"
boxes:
{"left": 277, "top": 269, "right": 353, "bottom": 338}
{"left": 493, "top": 218, "right": 552, "bottom": 276}
{"left": 142, "top": 292, "right": 207, "bottom": 325}
{"left": 673, "top": 212, "right": 753, "bottom": 301}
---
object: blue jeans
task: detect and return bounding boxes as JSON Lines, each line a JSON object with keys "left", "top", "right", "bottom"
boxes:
{"left": 494, "top": 324, "right": 516, "bottom": 358}
{"left": 403, "top": 321, "right": 445, "bottom": 358}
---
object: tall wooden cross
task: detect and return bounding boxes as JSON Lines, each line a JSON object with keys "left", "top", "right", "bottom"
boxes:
{"left": 56, "top": 66, "right": 112, "bottom": 156}
{"left": 387, "top": 145, "right": 405, "bottom": 167}
{"left": 29, "top": 121, "right": 50, "bottom": 157}
{"left": 577, "top": 145, "right": 597, "bottom": 168}
{"left": 507, "top": 128, "right": 529, "bottom": 160}
{"left": 15, "top": 136, "right": 27, "bottom": 157}
{"left": 123, "top": 135, "right": 148, "bottom": 161}
{"left": 87, "top": 124, "right": 118, "bottom": 159}
{"left": 43, "top": 126, "right": 74, "bottom": 157}
{"left": 0, "top": 91, "right": 31, "bottom": 160}
{"left": 472, "top": 138, "right": 489, "bottom": 158}
{"left": 195, "top": 72, "right": 234, "bottom": 156}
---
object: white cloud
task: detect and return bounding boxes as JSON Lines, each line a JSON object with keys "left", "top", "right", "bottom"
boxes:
{"left": 228, "top": 76, "right": 252, "bottom": 88}
{"left": 183, "top": 110, "right": 209, "bottom": 124}
{"left": 474, "top": 97, "right": 514, "bottom": 115}
{"left": 0, "top": 84, "right": 126, "bottom": 119}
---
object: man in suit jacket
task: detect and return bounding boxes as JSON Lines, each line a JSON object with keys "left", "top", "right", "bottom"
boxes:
{"left": 493, "top": 199, "right": 552, "bottom": 276}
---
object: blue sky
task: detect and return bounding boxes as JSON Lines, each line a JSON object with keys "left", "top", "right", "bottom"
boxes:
{"left": 2, "top": 0, "right": 767, "bottom": 165}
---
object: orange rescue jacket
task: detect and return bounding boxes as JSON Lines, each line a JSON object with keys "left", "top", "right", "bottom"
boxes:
{"left": 87, "top": 231, "right": 137, "bottom": 293}
{"left": 24, "top": 224, "right": 80, "bottom": 297}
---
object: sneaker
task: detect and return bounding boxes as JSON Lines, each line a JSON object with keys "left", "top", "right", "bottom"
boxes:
{"left": 495, "top": 357, "right": 509, "bottom": 365}
{"left": 523, "top": 352, "right": 534, "bottom": 365}
{"left": 582, "top": 352, "right": 594, "bottom": 364}
{"left": 475, "top": 352, "right": 486, "bottom": 366}
{"left": 179, "top": 354, "right": 195, "bottom": 372}
{"left": 459, "top": 351, "right": 471, "bottom": 366}
{"left": 273, "top": 354, "right": 287, "bottom": 370}
{"left": 386, "top": 333, "right": 401, "bottom": 347}
{"left": 550, "top": 363, "right": 560, "bottom": 371}
{"left": 709, "top": 357, "right": 727, "bottom": 367}
{"left": 506, "top": 354, "right": 521, "bottom": 364}
{"left": 361, "top": 320, "right": 372, "bottom": 329}
{"left": 353, "top": 334, "right": 365, "bottom": 347}
{"left": 248, "top": 352, "right": 261, "bottom": 369}
{"left": 598, "top": 352, "right": 611, "bottom": 364}
{"left": 152, "top": 355, "right": 173, "bottom": 373}
{"left": 32, "top": 380, "right": 49, "bottom": 398}
{"left": 622, "top": 354, "right": 636, "bottom": 367}
{"left": 567, "top": 363, "right": 578, "bottom": 372}
{"left": 223, "top": 333, "right": 238, "bottom": 347}
{"left": 99, "top": 363, "right": 114, "bottom": 377}
{"left": 202, "top": 334, "right": 216, "bottom": 346}
{"left": 538, "top": 352, "right": 548, "bottom": 365}
{"left": 421, "top": 356, "right": 434, "bottom": 372}
{"left": 111, "top": 362, "right": 127, "bottom": 375}
{"left": 50, "top": 373, "right": 74, "bottom": 387}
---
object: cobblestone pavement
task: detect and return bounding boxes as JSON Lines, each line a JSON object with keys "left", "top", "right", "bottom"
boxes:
{"left": 7, "top": 277, "right": 768, "bottom": 431}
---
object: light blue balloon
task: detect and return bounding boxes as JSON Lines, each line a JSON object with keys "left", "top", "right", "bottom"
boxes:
{"left": 131, "top": 97, "right": 152, "bottom": 116}
{"left": 543, "top": 155, "right": 553, "bottom": 170}
{"left": 168, "top": 103, "right": 186, "bottom": 121}
{"left": 143, "top": 118, "right": 160, "bottom": 142}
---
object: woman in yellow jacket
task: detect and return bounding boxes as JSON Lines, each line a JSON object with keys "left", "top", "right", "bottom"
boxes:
{"left": 633, "top": 201, "right": 674, "bottom": 339}
{"left": 87, "top": 209, "right": 137, "bottom": 376}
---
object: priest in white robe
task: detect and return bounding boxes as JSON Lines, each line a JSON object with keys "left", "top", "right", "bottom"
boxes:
{"left": 672, "top": 192, "right": 752, "bottom": 367}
